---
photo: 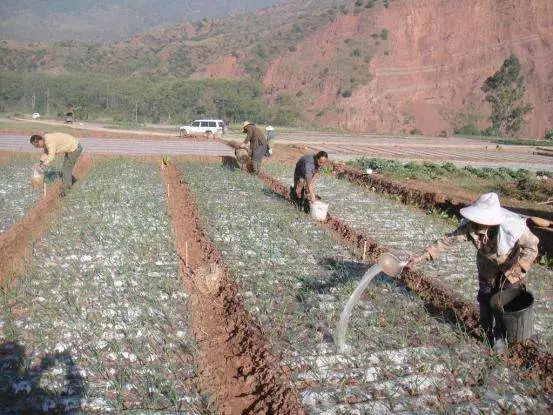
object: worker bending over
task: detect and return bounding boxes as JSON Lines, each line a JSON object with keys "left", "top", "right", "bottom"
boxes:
{"left": 409, "top": 192, "right": 539, "bottom": 352}
{"left": 30, "top": 132, "right": 83, "bottom": 196}
{"left": 291, "top": 151, "right": 329, "bottom": 211}
{"left": 240, "top": 121, "right": 268, "bottom": 174}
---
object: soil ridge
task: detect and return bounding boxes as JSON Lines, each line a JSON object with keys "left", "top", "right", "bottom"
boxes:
{"left": 162, "top": 163, "right": 305, "bottom": 414}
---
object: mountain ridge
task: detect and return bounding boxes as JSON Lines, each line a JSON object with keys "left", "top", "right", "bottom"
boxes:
{"left": 0, "top": 0, "right": 288, "bottom": 42}
{"left": 1, "top": 0, "right": 551, "bottom": 138}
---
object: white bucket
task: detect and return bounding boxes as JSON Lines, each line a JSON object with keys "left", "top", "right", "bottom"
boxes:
{"left": 310, "top": 201, "right": 328, "bottom": 221}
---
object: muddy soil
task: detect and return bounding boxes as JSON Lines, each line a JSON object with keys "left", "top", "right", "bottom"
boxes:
{"left": 258, "top": 171, "right": 553, "bottom": 393}
{"left": 162, "top": 164, "right": 304, "bottom": 414}
{"left": 0, "top": 155, "right": 93, "bottom": 286}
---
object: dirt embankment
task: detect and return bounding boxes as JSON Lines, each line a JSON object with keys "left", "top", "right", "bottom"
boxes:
{"left": 162, "top": 164, "right": 304, "bottom": 414}
{"left": 0, "top": 154, "right": 93, "bottom": 286}
{"left": 258, "top": 171, "right": 553, "bottom": 393}
{"left": 331, "top": 162, "right": 553, "bottom": 260}
{"left": 263, "top": 0, "right": 553, "bottom": 138}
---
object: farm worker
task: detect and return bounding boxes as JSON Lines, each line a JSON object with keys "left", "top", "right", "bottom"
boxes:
{"left": 265, "top": 125, "right": 276, "bottom": 156}
{"left": 409, "top": 192, "right": 539, "bottom": 352}
{"left": 240, "top": 121, "right": 268, "bottom": 174}
{"left": 30, "top": 132, "right": 83, "bottom": 196}
{"left": 291, "top": 151, "right": 329, "bottom": 210}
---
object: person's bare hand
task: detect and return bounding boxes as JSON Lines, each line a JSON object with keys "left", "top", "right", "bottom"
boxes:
{"left": 503, "top": 264, "right": 524, "bottom": 284}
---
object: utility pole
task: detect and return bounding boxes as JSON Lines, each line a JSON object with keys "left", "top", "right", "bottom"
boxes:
{"left": 45, "top": 88, "right": 50, "bottom": 117}
{"left": 31, "top": 93, "right": 36, "bottom": 111}
{"left": 135, "top": 102, "right": 138, "bottom": 123}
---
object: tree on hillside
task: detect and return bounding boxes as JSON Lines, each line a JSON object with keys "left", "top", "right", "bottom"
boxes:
{"left": 481, "top": 54, "right": 533, "bottom": 136}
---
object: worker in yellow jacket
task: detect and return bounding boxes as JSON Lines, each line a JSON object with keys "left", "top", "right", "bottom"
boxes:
{"left": 30, "top": 132, "right": 83, "bottom": 195}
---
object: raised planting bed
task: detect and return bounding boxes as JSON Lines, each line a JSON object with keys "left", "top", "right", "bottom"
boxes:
{"left": 0, "top": 154, "right": 92, "bottom": 285}
{"left": 0, "top": 158, "right": 205, "bottom": 413}
{"left": 265, "top": 162, "right": 553, "bottom": 354}
{"left": 180, "top": 161, "right": 551, "bottom": 413}
{"left": 0, "top": 154, "right": 46, "bottom": 233}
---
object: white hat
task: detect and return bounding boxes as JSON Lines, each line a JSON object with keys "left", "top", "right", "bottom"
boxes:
{"left": 266, "top": 125, "right": 274, "bottom": 131}
{"left": 460, "top": 192, "right": 506, "bottom": 226}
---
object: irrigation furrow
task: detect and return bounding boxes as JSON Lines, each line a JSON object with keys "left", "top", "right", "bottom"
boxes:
{"left": 0, "top": 154, "right": 93, "bottom": 285}
{"left": 162, "top": 163, "right": 305, "bottom": 414}
{"left": 180, "top": 162, "right": 550, "bottom": 414}
{"left": 0, "top": 159, "right": 203, "bottom": 413}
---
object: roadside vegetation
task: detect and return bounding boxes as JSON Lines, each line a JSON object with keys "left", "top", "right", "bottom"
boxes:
{"left": 0, "top": 71, "right": 301, "bottom": 127}
{"left": 350, "top": 158, "right": 553, "bottom": 204}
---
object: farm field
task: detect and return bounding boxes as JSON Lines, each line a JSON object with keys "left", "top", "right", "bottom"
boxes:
{"left": 296, "top": 142, "right": 553, "bottom": 171}
{"left": 1, "top": 158, "right": 205, "bottom": 413}
{"left": 181, "top": 162, "right": 550, "bottom": 413}
{"left": 264, "top": 162, "right": 553, "bottom": 352}
{"left": 1, "top": 152, "right": 551, "bottom": 414}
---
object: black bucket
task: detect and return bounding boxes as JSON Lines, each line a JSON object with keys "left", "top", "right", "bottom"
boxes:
{"left": 493, "top": 290, "right": 534, "bottom": 344}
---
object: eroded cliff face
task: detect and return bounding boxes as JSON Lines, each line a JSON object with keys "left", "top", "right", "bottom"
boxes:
{"left": 191, "top": 56, "right": 245, "bottom": 80}
{"left": 263, "top": 0, "right": 553, "bottom": 137}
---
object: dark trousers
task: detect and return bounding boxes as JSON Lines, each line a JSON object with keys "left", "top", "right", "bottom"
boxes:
{"left": 290, "top": 178, "right": 310, "bottom": 213}
{"left": 62, "top": 144, "right": 82, "bottom": 191}
{"left": 251, "top": 144, "right": 267, "bottom": 174}
{"left": 477, "top": 274, "right": 521, "bottom": 345}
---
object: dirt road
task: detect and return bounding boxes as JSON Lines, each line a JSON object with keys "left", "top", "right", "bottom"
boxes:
{"left": 0, "top": 135, "right": 234, "bottom": 157}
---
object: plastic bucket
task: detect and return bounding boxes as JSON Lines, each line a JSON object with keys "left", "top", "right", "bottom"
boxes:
{"left": 494, "top": 290, "right": 534, "bottom": 344}
{"left": 310, "top": 201, "right": 328, "bottom": 221}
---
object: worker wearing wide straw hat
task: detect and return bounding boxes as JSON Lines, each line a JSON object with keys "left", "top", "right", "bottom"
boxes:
{"left": 240, "top": 121, "right": 268, "bottom": 174}
{"left": 409, "top": 192, "right": 539, "bottom": 352}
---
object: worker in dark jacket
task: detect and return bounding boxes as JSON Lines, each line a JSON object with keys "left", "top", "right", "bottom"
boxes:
{"left": 409, "top": 192, "right": 539, "bottom": 353}
{"left": 290, "top": 151, "right": 328, "bottom": 211}
{"left": 240, "top": 121, "right": 268, "bottom": 174}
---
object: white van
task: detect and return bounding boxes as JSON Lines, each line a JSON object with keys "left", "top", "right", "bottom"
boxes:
{"left": 179, "top": 119, "right": 225, "bottom": 137}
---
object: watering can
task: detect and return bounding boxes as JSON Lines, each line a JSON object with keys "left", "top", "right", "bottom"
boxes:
{"left": 31, "top": 168, "right": 44, "bottom": 188}
{"left": 334, "top": 252, "right": 408, "bottom": 353}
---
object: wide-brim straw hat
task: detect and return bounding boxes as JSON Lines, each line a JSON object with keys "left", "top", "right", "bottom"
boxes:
{"left": 242, "top": 121, "right": 253, "bottom": 132}
{"left": 460, "top": 192, "right": 506, "bottom": 226}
